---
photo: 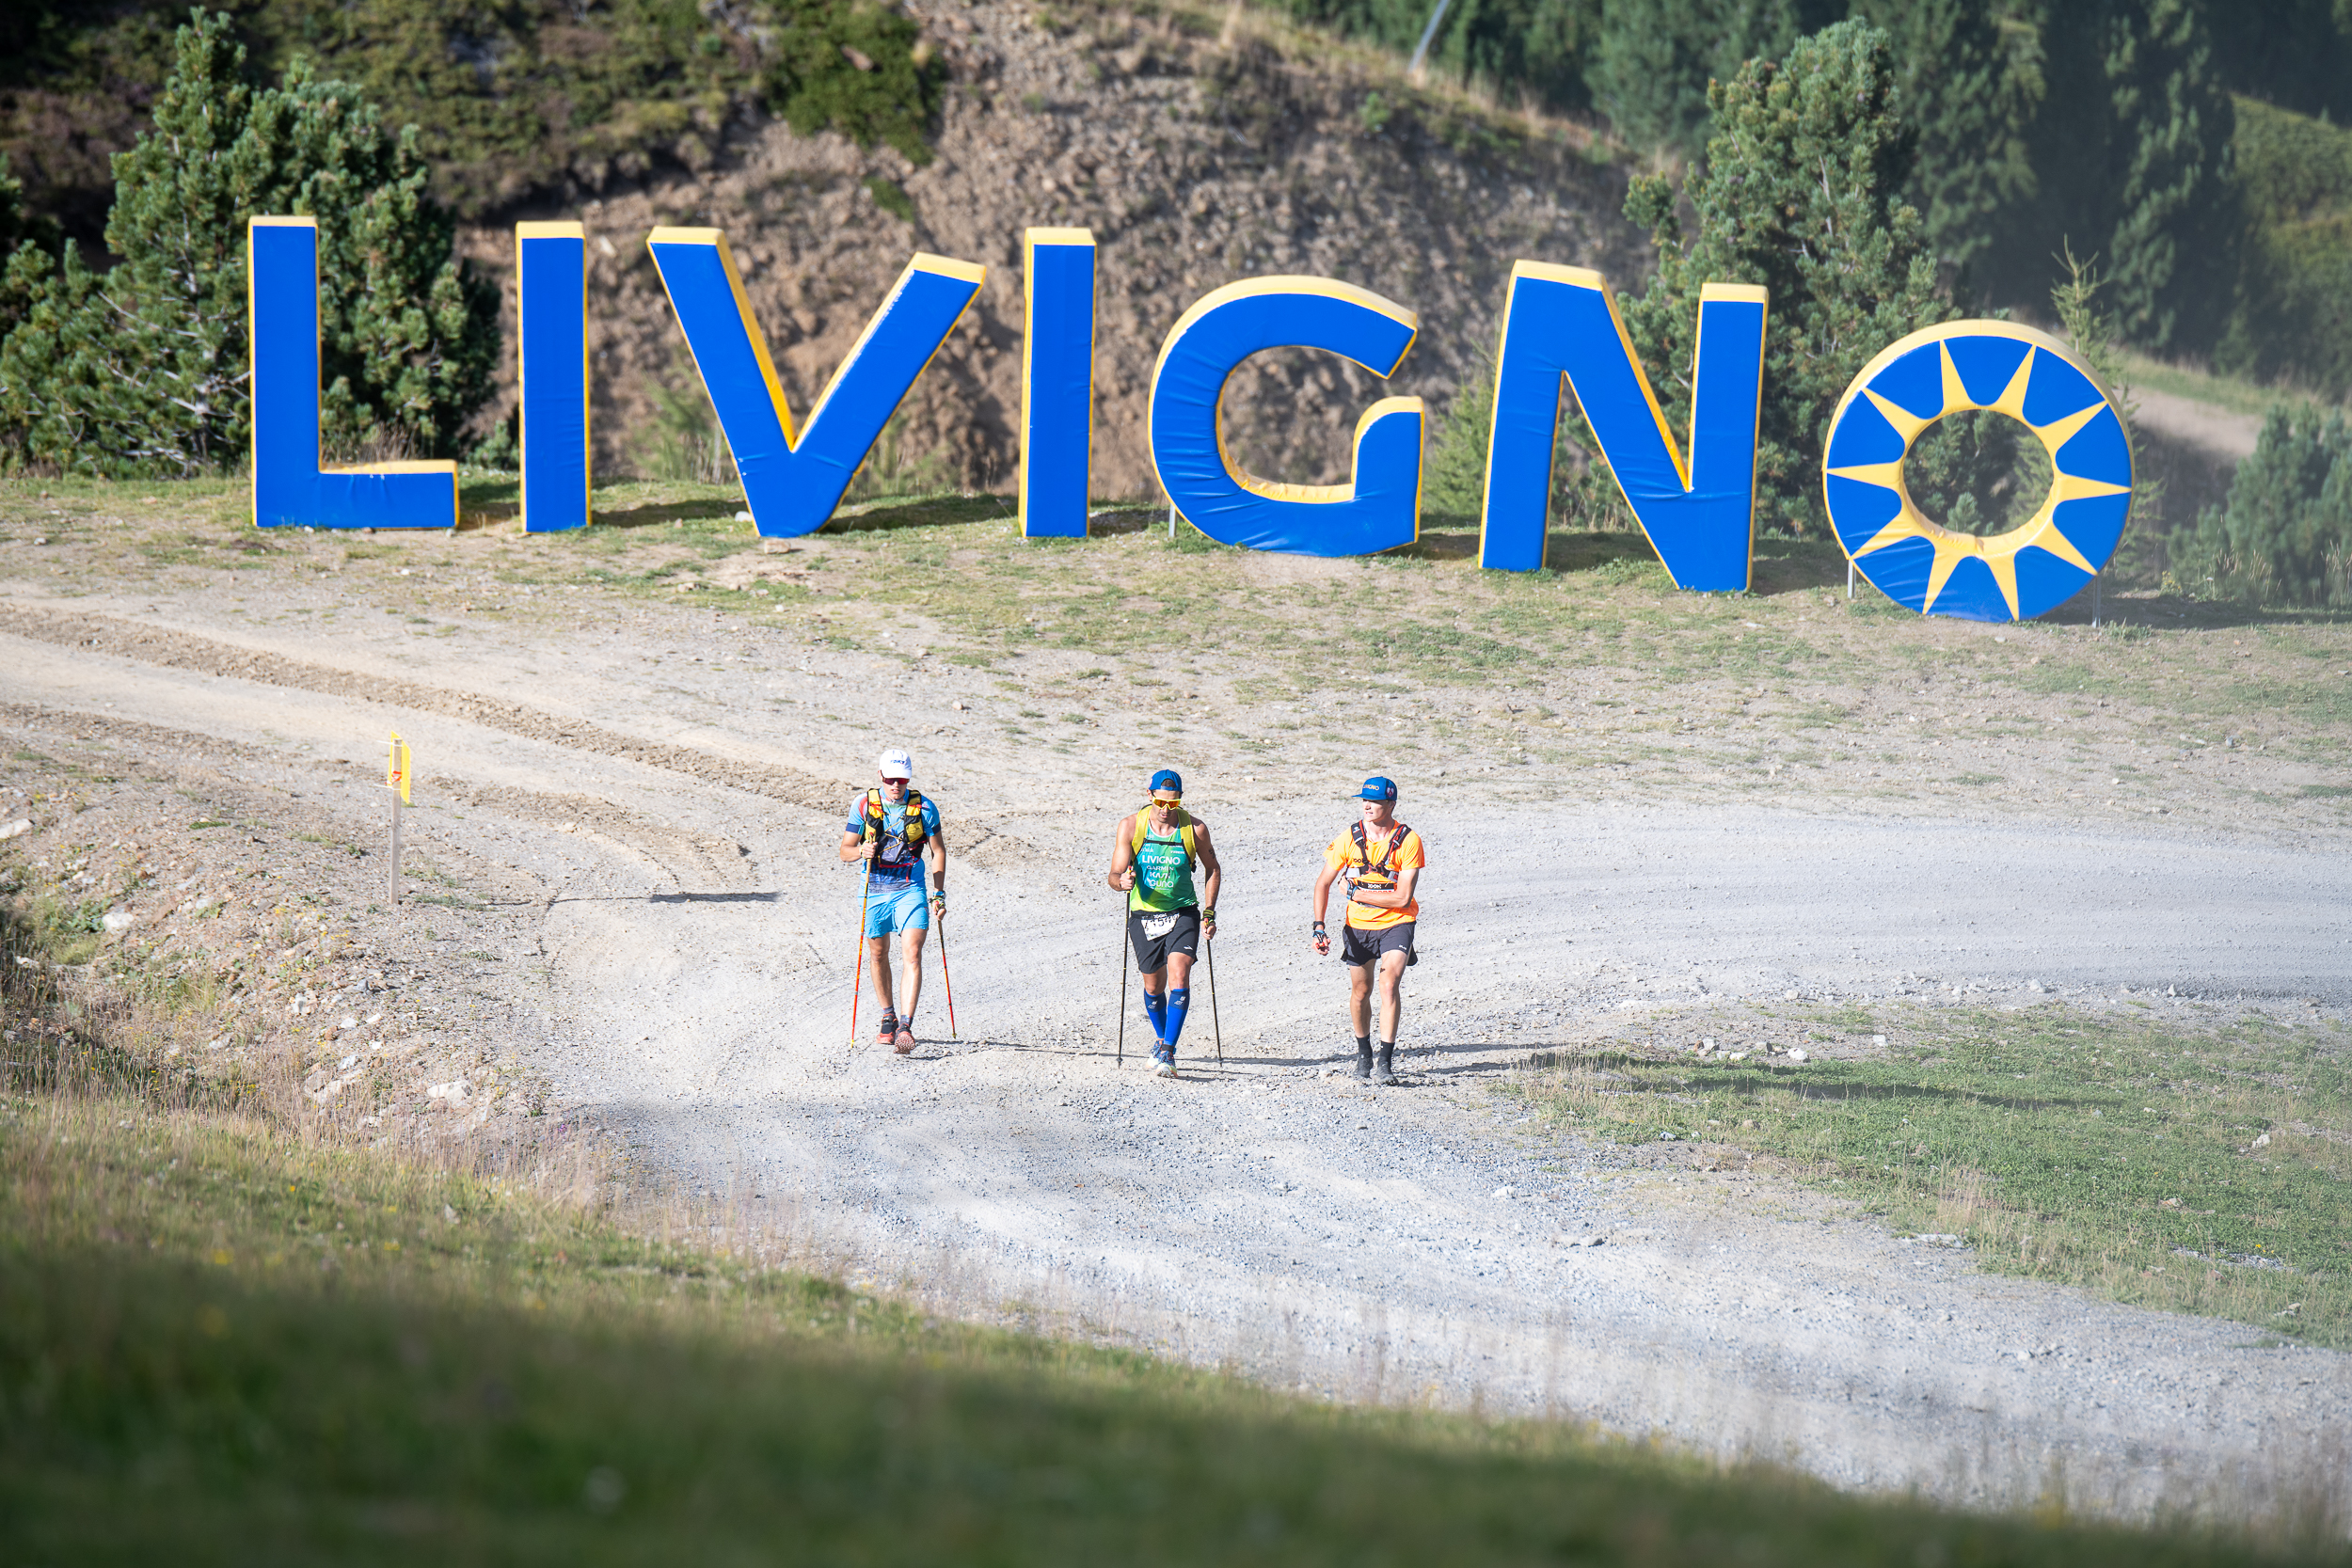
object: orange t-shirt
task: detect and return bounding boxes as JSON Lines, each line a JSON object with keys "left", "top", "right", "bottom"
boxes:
{"left": 1325, "top": 823, "right": 1425, "bottom": 930}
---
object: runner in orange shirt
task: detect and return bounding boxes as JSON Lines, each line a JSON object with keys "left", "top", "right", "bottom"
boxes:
{"left": 1310, "top": 776, "right": 1424, "bottom": 1085}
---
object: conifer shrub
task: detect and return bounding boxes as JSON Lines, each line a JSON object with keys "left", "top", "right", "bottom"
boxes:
{"left": 0, "top": 10, "right": 497, "bottom": 477}
{"left": 0, "top": 152, "right": 50, "bottom": 347}
{"left": 1585, "top": 0, "right": 1818, "bottom": 159}
{"left": 1429, "top": 21, "right": 2039, "bottom": 543}
{"left": 762, "top": 0, "right": 941, "bottom": 168}
{"left": 2170, "top": 404, "right": 2352, "bottom": 608}
{"left": 1845, "top": 0, "right": 2043, "bottom": 282}
{"left": 1618, "top": 20, "right": 1958, "bottom": 532}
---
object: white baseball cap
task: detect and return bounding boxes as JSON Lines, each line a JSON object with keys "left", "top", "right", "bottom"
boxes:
{"left": 877, "top": 748, "right": 915, "bottom": 780}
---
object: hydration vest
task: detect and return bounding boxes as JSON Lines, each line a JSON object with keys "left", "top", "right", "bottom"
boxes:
{"left": 1129, "top": 806, "right": 1200, "bottom": 868}
{"left": 862, "top": 788, "right": 930, "bottom": 859}
{"left": 1346, "top": 820, "right": 1412, "bottom": 894}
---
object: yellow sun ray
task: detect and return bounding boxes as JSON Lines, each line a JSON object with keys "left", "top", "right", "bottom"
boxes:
{"left": 1861, "top": 387, "right": 1937, "bottom": 442}
{"left": 1938, "top": 341, "right": 1969, "bottom": 419}
{"left": 2024, "top": 398, "right": 2109, "bottom": 451}
{"left": 1987, "top": 349, "right": 2037, "bottom": 420}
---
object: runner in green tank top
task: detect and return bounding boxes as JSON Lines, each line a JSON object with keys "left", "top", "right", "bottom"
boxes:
{"left": 1106, "top": 768, "right": 1222, "bottom": 1078}
{"left": 1128, "top": 818, "right": 1199, "bottom": 913}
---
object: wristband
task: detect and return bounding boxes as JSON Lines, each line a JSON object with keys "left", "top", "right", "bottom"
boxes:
{"left": 1202, "top": 906, "right": 1216, "bottom": 922}
{"left": 1312, "top": 921, "right": 1327, "bottom": 931}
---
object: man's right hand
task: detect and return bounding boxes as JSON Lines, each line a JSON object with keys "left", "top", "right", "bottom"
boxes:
{"left": 1313, "top": 927, "right": 1330, "bottom": 957}
{"left": 1112, "top": 868, "right": 1136, "bottom": 891}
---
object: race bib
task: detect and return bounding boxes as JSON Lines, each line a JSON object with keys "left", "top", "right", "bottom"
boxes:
{"left": 1140, "top": 913, "right": 1178, "bottom": 940}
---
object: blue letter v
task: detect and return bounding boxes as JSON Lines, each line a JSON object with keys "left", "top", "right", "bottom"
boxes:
{"left": 647, "top": 229, "right": 984, "bottom": 537}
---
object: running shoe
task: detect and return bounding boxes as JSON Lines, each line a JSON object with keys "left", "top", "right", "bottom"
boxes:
{"left": 893, "top": 1026, "right": 917, "bottom": 1054}
{"left": 875, "top": 1013, "right": 898, "bottom": 1047}
{"left": 1153, "top": 1044, "right": 1177, "bottom": 1079}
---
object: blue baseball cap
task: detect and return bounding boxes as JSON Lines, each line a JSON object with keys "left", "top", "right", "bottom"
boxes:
{"left": 1149, "top": 768, "right": 1184, "bottom": 796}
{"left": 1356, "top": 775, "right": 1398, "bottom": 802}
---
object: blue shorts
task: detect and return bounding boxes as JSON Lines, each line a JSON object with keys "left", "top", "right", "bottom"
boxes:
{"left": 863, "top": 879, "right": 932, "bottom": 939}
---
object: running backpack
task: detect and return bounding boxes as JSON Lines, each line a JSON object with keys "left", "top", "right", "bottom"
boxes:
{"left": 1347, "top": 820, "right": 1412, "bottom": 892}
{"left": 863, "top": 788, "right": 930, "bottom": 858}
{"left": 1130, "top": 807, "right": 1200, "bottom": 868}
{"left": 1350, "top": 819, "right": 1419, "bottom": 966}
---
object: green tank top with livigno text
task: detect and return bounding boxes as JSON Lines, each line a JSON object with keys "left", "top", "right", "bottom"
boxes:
{"left": 1128, "top": 820, "right": 1199, "bottom": 912}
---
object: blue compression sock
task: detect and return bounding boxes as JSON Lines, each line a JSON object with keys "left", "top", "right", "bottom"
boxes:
{"left": 1165, "top": 988, "right": 1191, "bottom": 1049}
{"left": 1143, "top": 989, "right": 1168, "bottom": 1041}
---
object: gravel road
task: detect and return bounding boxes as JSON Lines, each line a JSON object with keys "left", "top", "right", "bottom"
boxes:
{"left": 543, "top": 791, "right": 2350, "bottom": 1521}
{"left": 5, "top": 588, "right": 2346, "bottom": 1524}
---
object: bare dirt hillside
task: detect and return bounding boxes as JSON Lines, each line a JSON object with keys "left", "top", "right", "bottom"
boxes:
{"left": 462, "top": 3, "right": 1642, "bottom": 496}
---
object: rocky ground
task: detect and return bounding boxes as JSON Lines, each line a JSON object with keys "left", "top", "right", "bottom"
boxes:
{"left": 457, "top": 0, "right": 1642, "bottom": 497}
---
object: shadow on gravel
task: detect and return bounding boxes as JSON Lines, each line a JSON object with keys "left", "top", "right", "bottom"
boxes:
{"left": 646, "top": 892, "right": 781, "bottom": 904}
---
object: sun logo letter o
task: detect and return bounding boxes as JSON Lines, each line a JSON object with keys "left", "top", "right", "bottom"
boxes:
{"left": 1821, "top": 322, "right": 2133, "bottom": 623}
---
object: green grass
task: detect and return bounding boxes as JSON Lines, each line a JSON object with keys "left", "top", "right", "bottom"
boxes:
{"left": 1510, "top": 1004, "right": 2352, "bottom": 1348}
{"left": 2116, "top": 349, "right": 2330, "bottom": 422}
{"left": 2, "top": 1092, "right": 2338, "bottom": 1564}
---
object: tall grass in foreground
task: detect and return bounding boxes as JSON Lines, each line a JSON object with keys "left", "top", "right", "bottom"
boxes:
{"left": 1509, "top": 1004, "right": 2352, "bottom": 1348}
{"left": 6, "top": 1091, "right": 2344, "bottom": 1564}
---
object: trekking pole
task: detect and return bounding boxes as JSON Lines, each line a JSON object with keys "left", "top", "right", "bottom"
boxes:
{"left": 849, "top": 850, "right": 876, "bottom": 1048}
{"left": 936, "top": 906, "right": 959, "bottom": 1040}
{"left": 1115, "top": 901, "right": 1128, "bottom": 1067}
{"left": 1206, "top": 932, "right": 1223, "bottom": 1068}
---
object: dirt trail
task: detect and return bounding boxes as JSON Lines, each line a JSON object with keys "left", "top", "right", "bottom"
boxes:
{"left": 2130, "top": 388, "right": 2265, "bottom": 462}
{"left": 3, "top": 574, "right": 2346, "bottom": 1522}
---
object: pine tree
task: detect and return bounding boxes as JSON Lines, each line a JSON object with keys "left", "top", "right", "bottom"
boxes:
{"left": 1585, "top": 0, "right": 1820, "bottom": 159}
{"left": 0, "top": 153, "right": 28, "bottom": 257}
{"left": 0, "top": 10, "right": 494, "bottom": 476}
{"left": 0, "top": 151, "right": 50, "bottom": 347}
{"left": 1989, "top": 0, "right": 2238, "bottom": 355}
{"left": 1424, "top": 354, "right": 1496, "bottom": 522}
{"left": 2172, "top": 405, "right": 2352, "bottom": 608}
{"left": 1616, "top": 20, "right": 1954, "bottom": 530}
{"left": 1848, "top": 0, "right": 2044, "bottom": 282}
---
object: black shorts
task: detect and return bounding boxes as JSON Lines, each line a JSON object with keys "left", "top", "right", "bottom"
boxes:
{"left": 1128, "top": 907, "right": 1200, "bottom": 973}
{"left": 1342, "top": 921, "right": 1416, "bottom": 969}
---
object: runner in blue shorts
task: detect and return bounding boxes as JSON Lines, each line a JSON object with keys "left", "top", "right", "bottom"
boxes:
{"left": 837, "top": 748, "right": 946, "bottom": 1053}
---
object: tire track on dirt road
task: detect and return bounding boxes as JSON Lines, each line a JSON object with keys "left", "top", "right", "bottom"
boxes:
{"left": 0, "top": 605, "right": 851, "bottom": 813}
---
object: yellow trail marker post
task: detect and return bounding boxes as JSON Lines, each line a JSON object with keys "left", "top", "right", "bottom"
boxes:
{"left": 386, "top": 733, "right": 411, "bottom": 905}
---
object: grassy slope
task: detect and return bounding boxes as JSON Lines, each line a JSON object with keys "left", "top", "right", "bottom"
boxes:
{"left": 1509, "top": 1003, "right": 2352, "bottom": 1350}
{"left": 2219, "top": 98, "right": 2352, "bottom": 400}
{"left": 3, "top": 1089, "right": 2335, "bottom": 1564}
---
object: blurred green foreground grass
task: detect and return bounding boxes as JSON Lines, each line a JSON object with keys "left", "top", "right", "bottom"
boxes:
{"left": 1, "top": 1095, "right": 2335, "bottom": 1566}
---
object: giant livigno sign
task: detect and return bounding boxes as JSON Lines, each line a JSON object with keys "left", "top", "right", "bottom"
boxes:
{"left": 246, "top": 218, "right": 2134, "bottom": 625}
